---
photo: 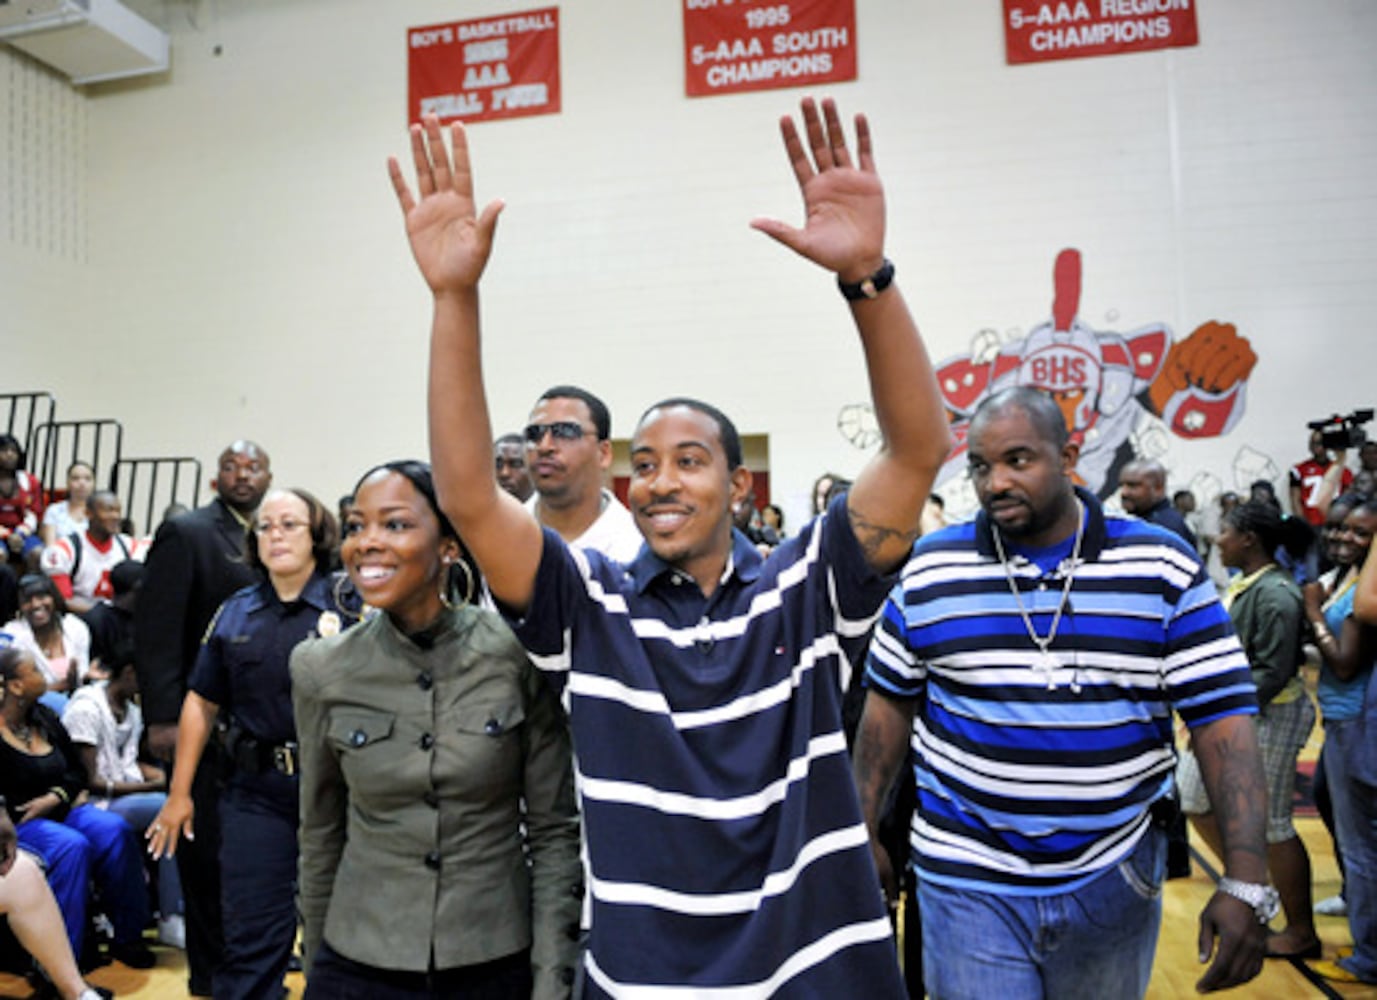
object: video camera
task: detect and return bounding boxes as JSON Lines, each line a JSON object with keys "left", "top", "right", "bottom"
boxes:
{"left": 1308, "top": 409, "right": 1374, "bottom": 451}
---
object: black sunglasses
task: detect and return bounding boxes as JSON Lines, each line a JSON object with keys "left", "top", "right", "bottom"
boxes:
{"left": 523, "top": 421, "right": 595, "bottom": 444}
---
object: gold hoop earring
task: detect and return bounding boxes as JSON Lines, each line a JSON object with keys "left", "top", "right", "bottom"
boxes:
{"left": 438, "top": 560, "right": 456, "bottom": 610}
{"left": 440, "top": 560, "right": 475, "bottom": 608}
{"left": 438, "top": 580, "right": 456, "bottom": 610}
{"left": 454, "top": 558, "right": 476, "bottom": 606}
{"left": 331, "top": 571, "right": 366, "bottom": 623}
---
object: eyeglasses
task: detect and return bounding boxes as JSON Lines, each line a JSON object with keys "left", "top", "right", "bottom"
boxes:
{"left": 255, "top": 518, "right": 308, "bottom": 535}
{"left": 523, "top": 421, "right": 597, "bottom": 444}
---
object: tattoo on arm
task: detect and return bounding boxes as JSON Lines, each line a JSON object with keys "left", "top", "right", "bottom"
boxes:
{"left": 847, "top": 503, "right": 920, "bottom": 571}
{"left": 851, "top": 696, "right": 916, "bottom": 832}
{"left": 853, "top": 729, "right": 897, "bottom": 829}
{"left": 1194, "top": 718, "right": 1268, "bottom": 876}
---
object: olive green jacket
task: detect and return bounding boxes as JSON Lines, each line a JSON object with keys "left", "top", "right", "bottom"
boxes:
{"left": 291, "top": 605, "right": 581, "bottom": 997}
{"left": 1228, "top": 566, "right": 1305, "bottom": 709}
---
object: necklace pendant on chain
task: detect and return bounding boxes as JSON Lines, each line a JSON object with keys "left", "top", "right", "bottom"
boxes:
{"left": 1037, "top": 648, "right": 1060, "bottom": 688}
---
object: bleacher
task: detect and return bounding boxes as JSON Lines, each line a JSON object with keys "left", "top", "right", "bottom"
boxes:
{"left": 1, "top": 391, "right": 202, "bottom": 537}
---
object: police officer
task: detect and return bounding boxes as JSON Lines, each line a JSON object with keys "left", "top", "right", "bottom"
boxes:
{"left": 148, "top": 489, "right": 353, "bottom": 1000}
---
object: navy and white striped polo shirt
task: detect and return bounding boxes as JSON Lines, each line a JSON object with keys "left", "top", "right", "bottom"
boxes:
{"left": 865, "top": 488, "right": 1256, "bottom": 894}
{"left": 508, "top": 495, "right": 905, "bottom": 998}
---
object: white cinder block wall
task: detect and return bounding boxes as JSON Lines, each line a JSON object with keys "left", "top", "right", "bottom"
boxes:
{"left": 3, "top": 0, "right": 1375, "bottom": 530}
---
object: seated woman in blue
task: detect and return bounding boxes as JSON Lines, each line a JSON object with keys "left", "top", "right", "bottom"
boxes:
{"left": 0, "top": 645, "right": 152, "bottom": 971}
{"left": 0, "top": 806, "right": 111, "bottom": 1000}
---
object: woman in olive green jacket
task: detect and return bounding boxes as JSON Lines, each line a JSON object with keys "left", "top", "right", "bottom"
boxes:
{"left": 292, "top": 461, "right": 582, "bottom": 999}
{"left": 1184, "top": 500, "right": 1319, "bottom": 960}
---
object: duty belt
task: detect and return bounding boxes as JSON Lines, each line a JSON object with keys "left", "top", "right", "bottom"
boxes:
{"left": 226, "top": 727, "right": 299, "bottom": 778}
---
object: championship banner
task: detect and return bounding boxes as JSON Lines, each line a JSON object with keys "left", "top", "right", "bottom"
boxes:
{"left": 683, "top": 0, "right": 856, "bottom": 98}
{"left": 408, "top": 7, "right": 560, "bottom": 124}
{"left": 1003, "top": 0, "right": 1198, "bottom": 65}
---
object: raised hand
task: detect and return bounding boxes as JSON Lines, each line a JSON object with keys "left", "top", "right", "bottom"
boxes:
{"left": 751, "top": 97, "right": 885, "bottom": 283}
{"left": 388, "top": 115, "right": 505, "bottom": 297}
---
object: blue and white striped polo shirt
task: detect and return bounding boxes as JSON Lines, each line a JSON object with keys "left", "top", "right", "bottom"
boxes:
{"left": 508, "top": 495, "right": 905, "bottom": 998}
{"left": 865, "top": 488, "right": 1256, "bottom": 894}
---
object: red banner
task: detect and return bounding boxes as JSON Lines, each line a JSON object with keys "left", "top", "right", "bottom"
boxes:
{"left": 683, "top": 0, "right": 856, "bottom": 99}
{"left": 1003, "top": 0, "right": 1198, "bottom": 65}
{"left": 407, "top": 7, "right": 560, "bottom": 125}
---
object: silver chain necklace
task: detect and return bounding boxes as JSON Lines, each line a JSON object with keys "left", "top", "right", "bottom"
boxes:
{"left": 991, "top": 497, "right": 1084, "bottom": 691}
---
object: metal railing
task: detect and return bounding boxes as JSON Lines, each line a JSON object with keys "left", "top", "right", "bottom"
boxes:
{"left": 0, "top": 391, "right": 57, "bottom": 462}
{"left": 111, "top": 457, "right": 202, "bottom": 538}
{"left": 29, "top": 419, "right": 124, "bottom": 497}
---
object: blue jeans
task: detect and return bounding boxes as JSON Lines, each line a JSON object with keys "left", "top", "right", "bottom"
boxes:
{"left": 16, "top": 805, "right": 150, "bottom": 957}
{"left": 1323, "top": 719, "right": 1377, "bottom": 982}
{"left": 918, "top": 826, "right": 1165, "bottom": 1000}
{"left": 107, "top": 792, "right": 184, "bottom": 919}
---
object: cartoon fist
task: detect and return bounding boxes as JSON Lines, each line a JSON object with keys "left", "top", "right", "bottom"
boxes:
{"left": 1147, "top": 320, "right": 1256, "bottom": 419}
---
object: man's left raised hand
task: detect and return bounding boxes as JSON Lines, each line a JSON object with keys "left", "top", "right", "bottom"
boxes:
{"left": 751, "top": 97, "right": 885, "bottom": 283}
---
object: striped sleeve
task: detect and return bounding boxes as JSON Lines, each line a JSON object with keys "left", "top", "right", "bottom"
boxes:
{"left": 1163, "top": 562, "right": 1257, "bottom": 727}
{"left": 864, "top": 585, "right": 925, "bottom": 697}
{"left": 503, "top": 527, "right": 593, "bottom": 687}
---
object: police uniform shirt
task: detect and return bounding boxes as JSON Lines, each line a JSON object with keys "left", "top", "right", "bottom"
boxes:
{"left": 189, "top": 573, "right": 343, "bottom": 746}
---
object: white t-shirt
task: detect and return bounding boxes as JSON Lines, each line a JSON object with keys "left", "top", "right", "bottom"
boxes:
{"left": 42, "top": 500, "right": 88, "bottom": 538}
{"left": 527, "top": 488, "right": 643, "bottom": 564}
{"left": 61, "top": 682, "right": 144, "bottom": 784}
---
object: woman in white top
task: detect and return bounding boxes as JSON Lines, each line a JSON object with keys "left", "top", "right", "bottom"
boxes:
{"left": 1, "top": 574, "right": 93, "bottom": 712}
{"left": 39, "top": 462, "right": 95, "bottom": 547}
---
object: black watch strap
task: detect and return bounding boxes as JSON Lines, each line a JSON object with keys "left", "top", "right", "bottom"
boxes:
{"left": 838, "top": 259, "right": 895, "bottom": 301}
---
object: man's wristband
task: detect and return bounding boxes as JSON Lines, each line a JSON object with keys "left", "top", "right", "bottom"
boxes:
{"left": 838, "top": 259, "right": 895, "bottom": 301}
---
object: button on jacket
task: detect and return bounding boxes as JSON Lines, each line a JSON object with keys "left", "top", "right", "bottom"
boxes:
{"left": 291, "top": 603, "right": 581, "bottom": 998}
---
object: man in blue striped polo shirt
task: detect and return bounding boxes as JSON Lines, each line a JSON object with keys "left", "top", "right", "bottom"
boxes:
{"left": 854, "top": 386, "right": 1271, "bottom": 998}
{"left": 394, "top": 98, "right": 952, "bottom": 996}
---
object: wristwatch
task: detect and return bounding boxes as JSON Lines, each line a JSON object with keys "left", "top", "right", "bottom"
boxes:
{"left": 837, "top": 259, "right": 895, "bottom": 301}
{"left": 1216, "top": 877, "right": 1281, "bottom": 923}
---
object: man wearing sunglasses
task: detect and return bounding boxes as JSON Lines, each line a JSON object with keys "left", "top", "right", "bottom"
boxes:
{"left": 396, "top": 98, "right": 950, "bottom": 995}
{"left": 521, "top": 386, "right": 642, "bottom": 564}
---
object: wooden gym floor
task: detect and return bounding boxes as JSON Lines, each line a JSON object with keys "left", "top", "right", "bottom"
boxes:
{"left": 3, "top": 711, "right": 1374, "bottom": 998}
{"left": 2, "top": 810, "right": 1370, "bottom": 999}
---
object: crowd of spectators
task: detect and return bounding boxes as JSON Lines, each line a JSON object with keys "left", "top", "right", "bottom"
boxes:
{"left": 0, "top": 411, "right": 1372, "bottom": 997}
{"left": 0, "top": 95, "right": 1373, "bottom": 998}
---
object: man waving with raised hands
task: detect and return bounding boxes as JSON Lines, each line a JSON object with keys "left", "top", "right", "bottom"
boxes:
{"left": 390, "top": 98, "right": 950, "bottom": 997}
